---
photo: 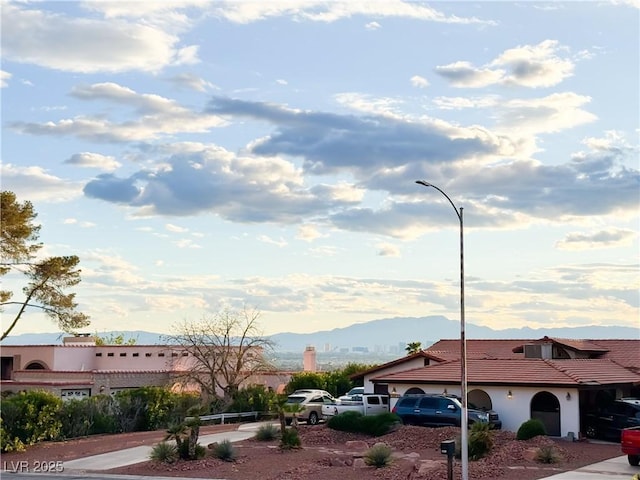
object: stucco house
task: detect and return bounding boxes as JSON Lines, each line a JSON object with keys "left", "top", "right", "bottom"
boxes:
{"left": 353, "top": 336, "right": 640, "bottom": 438}
{"left": 0, "top": 335, "right": 291, "bottom": 400}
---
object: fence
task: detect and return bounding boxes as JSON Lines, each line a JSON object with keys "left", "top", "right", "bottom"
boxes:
{"left": 186, "top": 411, "right": 260, "bottom": 425}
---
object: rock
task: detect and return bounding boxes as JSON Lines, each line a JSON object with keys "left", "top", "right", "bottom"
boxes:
{"left": 418, "top": 459, "right": 442, "bottom": 475}
{"left": 344, "top": 440, "right": 369, "bottom": 452}
{"left": 329, "top": 454, "right": 353, "bottom": 466}
{"left": 353, "top": 457, "right": 366, "bottom": 468}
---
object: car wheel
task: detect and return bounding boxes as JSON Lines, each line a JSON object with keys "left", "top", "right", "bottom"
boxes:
{"left": 628, "top": 455, "right": 640, "bottom": 467}
{"left": 585, "top": 425, "right": 597, "bottom": 438}
{"left": 308, "top": 412, "right": 319, "bottom": 425}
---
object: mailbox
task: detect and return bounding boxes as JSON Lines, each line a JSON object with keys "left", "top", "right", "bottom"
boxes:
{"left": 440, "top": 439, "right": 455, "bottom": 457}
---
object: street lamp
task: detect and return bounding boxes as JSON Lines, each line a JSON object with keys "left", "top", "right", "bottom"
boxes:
{"left": 415, "top": 180, "right": 468, "bottom": 480}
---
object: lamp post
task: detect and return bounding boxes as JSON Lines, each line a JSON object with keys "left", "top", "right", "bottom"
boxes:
{"left": 415, "top": 180, "right": 468, "bottom": 480}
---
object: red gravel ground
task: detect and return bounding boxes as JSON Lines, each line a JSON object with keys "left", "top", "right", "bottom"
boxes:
{"left": 2, "top": 423, "right": 623, "bottom": 480}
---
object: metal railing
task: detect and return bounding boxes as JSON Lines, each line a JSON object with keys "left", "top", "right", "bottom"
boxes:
{"left": 185, "top": 411, "right": 260, "bottom": 425}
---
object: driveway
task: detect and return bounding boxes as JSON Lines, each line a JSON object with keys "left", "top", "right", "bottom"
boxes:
{"left": 540, "top": 455, "right": 637, "bottom": 479}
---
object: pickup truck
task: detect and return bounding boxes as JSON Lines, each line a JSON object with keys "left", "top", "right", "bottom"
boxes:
{"left": 621, "top": 426, "right": 640, "bottom": 466}
{"left": 321, "top": 394, "right": 390, "bottom": 419}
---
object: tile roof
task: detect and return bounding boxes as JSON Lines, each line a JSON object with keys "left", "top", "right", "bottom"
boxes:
{"left": 371, "top": 358, "right": 640, "bottom": 387}
{"left": 351, "top": 350, "right": 446, "bottom": 379}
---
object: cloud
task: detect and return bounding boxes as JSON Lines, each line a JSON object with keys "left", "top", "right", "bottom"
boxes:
{"left": 257, "top": 235, "right": 288, "bottom": 247}
{"left": 555, "top": 229, "right": 637, "bottom": 250}
{"left": 210, "top": 1, "right": 495, "bottom": 25}
{"left": 167, "top": 73, "right": 217, "bottom": 92}
{"left": 166, "top": 224, "right": 189, "bottom": 233}
{"left": 0, "top": 163, "right": 83, "bottom": 202}
{"left": 365, "top": 21, "right": 381, "bottom": 30}
{"left": 65, "top": 152, "right": 121, "bottom": 171}
{"left": 1, "top": 70, "right": 11, "bottom": 88}
{"left": 410, "top": 75, "right": 429, "bottom": 89}
{"left": 11, "top": 82, "right": 224, "bottom": 142}
{"left": 1, "top": 3, "right": 198, "bottom": 73}
{"left": 82, "top": 143, "right": 360, "bottom": 221}
{"left": 296, "top": 224, "right": 326, "bottom": 242}
{"left": 377, "top": 243, "right": 401, "bottom": 257}
{"left": 436, "top": 40, "right": 575, "bottom": 88}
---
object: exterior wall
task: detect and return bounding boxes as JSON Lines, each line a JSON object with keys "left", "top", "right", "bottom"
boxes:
{"left": 2, "top": 345, "right": 56, "bottom": 370}
{"left": 363, "top": 357, "right": 431, "bottom": 393}
{"left": 54, "top": 346, "right": 96, "bottom": 371}
{"left": 383, "top": 382, "right": 580, "bottom": 437}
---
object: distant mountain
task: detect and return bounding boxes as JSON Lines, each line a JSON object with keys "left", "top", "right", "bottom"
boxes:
{"left": 1, "top": 316, "right": 637, "bottom": 351}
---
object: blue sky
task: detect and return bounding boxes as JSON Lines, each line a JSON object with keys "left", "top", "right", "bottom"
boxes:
{"left": 1, "top": 1, "right": 639, "bottom": 338}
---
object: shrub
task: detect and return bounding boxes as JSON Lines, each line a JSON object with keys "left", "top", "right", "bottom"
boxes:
{"left": 535, "top": 445, "right": 560, "bottom": 464}
{"left": 60, "top": 399, "right": 93, "bottom": 439}
{"left": 178, "top": 441, "right": 206, "bottom": 460}
{"left": 328, "top": 411, "right": 401, "bottom": 437}
{"left": 255, "top": 423, "right": 279, "bottom": 441}
{"left": 364, "top": 443, "right": 393, "bottom": 468}
{"left": 211, "top": 439, "right": 236, "bottom": 461}
{"left": 150, "top": 442, "right": 178, "bottom": 463}
{"left": 327, "top": 411, "right": 363, "bottom": 432}
{"left": 517, "top": 419, "right": 547, "bottom": 440}
{"left": 280, "top": 427, "right": 301, "bottom": 450}
{"left": 468, "top": 422, "right": 493, "bottom": 460}
{"left": 0, "top": 390, "right": 63, "bottom": 451}
{"left": 359, "top": 413, "right": 402, "bottom": 437}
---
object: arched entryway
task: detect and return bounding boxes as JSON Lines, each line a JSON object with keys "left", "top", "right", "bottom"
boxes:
{"left": 531, "top": 391, "right": 560, "bottom": 436}
{"left": 468, "top": 389, "right": 493, "bottom": 411}
{"left": 25, "top": 361, "right": 48, "bottom": 370}
{"left": 405, "top": 387, "right": 425, "bottom": 395}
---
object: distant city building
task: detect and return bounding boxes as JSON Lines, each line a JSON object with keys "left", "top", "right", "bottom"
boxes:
{"left": 352, "top": 346, "right": 369, "bottom": 353}
{"left": 303, "top": 345, "right": 317, "bottom": 372}
{"left": 324, "top": 343, "right": 331, "bottom": 352}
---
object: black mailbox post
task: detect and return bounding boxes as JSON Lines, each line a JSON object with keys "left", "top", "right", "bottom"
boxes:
{"left": 440, "top": 439, "right": 455, "bottom": 480}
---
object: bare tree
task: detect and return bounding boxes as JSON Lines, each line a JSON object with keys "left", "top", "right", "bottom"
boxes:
{"left": 166, "top": 307, "right": 275, "bottom": 404}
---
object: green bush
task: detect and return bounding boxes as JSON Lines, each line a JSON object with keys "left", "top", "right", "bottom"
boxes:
{"left": 280, "top": 427, "right": 301, "bottom": 450}
{"left": 227, "top": 385, "right": 276, "bottom": 415}
{"left": 150, "top": 442, "right": 179, "bottom": 463}
{"left": 178, "top": 440, "right": 206, "bottom": 460}
{"left": 87, "top": 395, "right": 118, "bottom": 435}
{"left": 328, "top": 411, "right": 401, "bottom": 437}
{"left": 517, "top": 419, "right": 547, "bottom": 441}
{"left": 468, "top": 422, "right": 493, "bottom": 460}
{"left": 364, "top": 443, "right": 393, "bottom": 468}
{"left": 211, "top": 439, "right": 236, "bottom": 461}
{"left": 254, "top": 423, "right": 279, "bottom": 441}
{"left": 359, "top": 413, "right": 402, "bottom": 437}
{"left": 327, "top": 411, "right": 363, "bottom": 432}
{"left": 60, "top": 399, "right": 94, "bottom": 439}
{"left": 535, "top": 445, "right": 560, "bottom": 464}
{"left": 0, "top": 390, "right": 63, "bottom": 452}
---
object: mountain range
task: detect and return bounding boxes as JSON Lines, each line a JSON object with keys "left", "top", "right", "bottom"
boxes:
{"left": 1, "top": 316, "right": 637, "bottom": 352}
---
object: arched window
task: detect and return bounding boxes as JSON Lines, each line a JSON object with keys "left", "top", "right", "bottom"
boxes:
{"left": 25, "top": 361, "right": 47, "bottom": 370}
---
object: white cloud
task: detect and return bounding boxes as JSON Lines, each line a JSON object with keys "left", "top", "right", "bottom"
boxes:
{"left": 12, "top": 82, "right": 224, "bottom": 142}
{"left": 377, "top": 243, "right": 401, "bottom": 257}
{"left": 365, "top": 21, "right": 381, "bottom": 30}
{"left": 167, "top": 73, "right": 217, "bottom": 92}
{"left": 166, "top": 224, "right": 189, "bottom": 233}
{"left": 257, "top": 235, "right": 288, "bottom": 247}
{"left": 65, "top": 152, "right": 121, "bottom": 171}
{"left": 1, "top": 70, "right": 11, "bottom": 88}
{"left": 410, "top": 75, "right": 429, "bottom": 89}
{"left": 436, "top": 40, "right": 575, "bottom": 88}
{"left": 0, "top": 163, "right": 83, "bottom": 202}
{"left": 296, "top": 224, "right": 326, "bottom": 242}
{"left": 555, "top": 228, "right": 637, "bottom": 250}
{"left": 1, "top": 3, "right": 198, "bottom": 73}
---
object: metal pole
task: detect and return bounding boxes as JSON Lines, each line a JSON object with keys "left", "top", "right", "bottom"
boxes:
{"left": 415, "top": 180, "right": 468, "bottom": 480}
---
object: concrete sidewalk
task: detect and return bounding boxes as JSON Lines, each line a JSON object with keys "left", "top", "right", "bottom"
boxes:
{"left": 534, "top": 454, "right": 637, "bottom": 479}
{"left": 63, "top": 422, "right": 266, "bottom": 472}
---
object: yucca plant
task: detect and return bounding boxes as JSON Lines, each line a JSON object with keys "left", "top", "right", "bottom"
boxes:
{"left": 364, "top": 443, "right": 393, "bottom": 468}
{"left": 149, "top": 441, "right": 178, "bottom": 464}
{"left": 211, "top": 439, "right": 236, "bottom": 461}
{"left": 255, "top": 423, "right": 279, "bottom": 441}
{"left": 280, "top": 427, "right": 301, "bottom": 450}
{"left": 535, "top": 445, "right": 560, "bottom": 464}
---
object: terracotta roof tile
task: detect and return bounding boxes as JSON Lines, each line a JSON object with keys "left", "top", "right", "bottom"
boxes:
{"left": 371, "top": 358, "right": 640, "bottom": 387}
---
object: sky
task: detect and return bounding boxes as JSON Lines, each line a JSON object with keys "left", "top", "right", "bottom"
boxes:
{"left": 1, "top": 0, "right": 639, "bottom": 340}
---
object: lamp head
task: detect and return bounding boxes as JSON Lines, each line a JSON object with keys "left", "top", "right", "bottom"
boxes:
{"left": 415, "top": 180, "right": 432, "bottom": 187}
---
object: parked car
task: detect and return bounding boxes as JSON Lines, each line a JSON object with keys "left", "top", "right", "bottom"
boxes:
{"left": 338, "top": 386, "right": 365, "bottom": 402}
{"left": 284, "top": 391, "right": 338, "bottom": 425}
{"left": 391, "top": 394, "right": 502, "bottom": 429}
{"left": 585, "top": 400, "right": 640, "bottom": 440}
{"left": 322, "top": 393, "right": 389, "bottom": 419}
{"left": 621, "top": 426, "right": 640, "bottom": 466}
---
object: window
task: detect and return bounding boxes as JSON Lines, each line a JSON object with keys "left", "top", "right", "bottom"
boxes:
{"left": 95, "top": 353, "right": 102, "bottom": 357}
{"left": 182, "top": 352, "right": 188, "bottom": 356}
{"left": 145, "top": 353, "right": 152, "bottom": 357}
{"left": 368, "top": 396, "right": 380, "bottom": 405}
{"left": 418, "top": 397, "right": 438, "bottom": 409}
{"left": 171, "top": 352, "right": 178, "bottom": 357}
{"left": 107, "top": 353, "right": 114, "bottom": 357}
{"left": 119, "top": 353, "right": 126, "bottom": 357}
{"left": 158, "top": 353, "right": 165, "bottom": 357}
{"left": 132, "top": 353, "right": 139, "bottom": 357}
